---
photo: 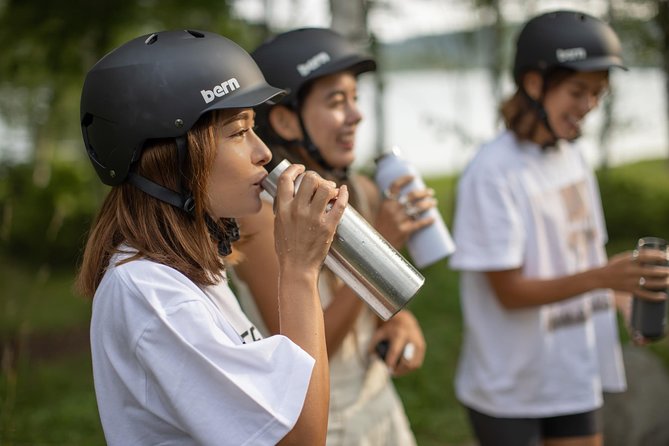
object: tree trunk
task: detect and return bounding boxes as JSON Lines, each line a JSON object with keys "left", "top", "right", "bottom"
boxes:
{"left": 487, "top": 0, "right": 504, "bottom": 118}
{"left": 329, "top": 0, "right": 387, "bottom": 155}
{"left": 598, "top": 0, "right": 617, "bottom": 170}
{"left": 330, "top": 0, "right": 368, "bottom": 46}
{"left": 657, "top": 0, "right": 669, "bottom": 165}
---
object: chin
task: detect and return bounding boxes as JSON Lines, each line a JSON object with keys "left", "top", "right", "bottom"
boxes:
{"left": 248, "top": 197, "right": 264, "bottom": 215}
{"left": 559, "top": 129, "right": 582, "bottom": 142}
{"left": 333, "top": 153, "right": 355, "bottom": 169}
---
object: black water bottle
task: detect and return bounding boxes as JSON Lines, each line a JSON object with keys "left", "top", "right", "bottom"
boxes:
{"left": 631, "top": 236, "right": 669, "bottom": 341}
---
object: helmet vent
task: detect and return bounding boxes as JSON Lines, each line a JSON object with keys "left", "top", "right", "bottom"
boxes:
{"left": 186, "top": 30, "right": 205, "bottom": 38}
{"left": 144, "top": 34, "right": 158, "bottom": 45}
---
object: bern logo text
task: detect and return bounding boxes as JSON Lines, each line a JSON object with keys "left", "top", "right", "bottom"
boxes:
{"left": 201, "top": 78, "right": 240, "bottom": 104}
{"left": 556, "top": 47, "right": 587, "bottom": 63}
{"left": 297, "top": 51, "right": 331, "bottom": 77}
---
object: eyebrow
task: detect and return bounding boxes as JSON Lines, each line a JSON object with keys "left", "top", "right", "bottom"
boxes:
{"left": 325, "top": 89, "right": 354, "bottom": 101}
{"left": 565, "top": 78, "right": 608, "bottom": 89}
{"left": 221, "top": 110, "right": 254, "bottom": 126}
{"left": 565, "top": 79, "right": 589, "bottom": 88}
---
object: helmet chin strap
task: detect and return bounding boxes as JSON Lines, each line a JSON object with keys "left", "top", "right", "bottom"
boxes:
{"left": 296, "top": 113, "right": 349, "bottom": 181}
{"left": 126, "top": 136, "right": 238, "bottom": 256}
{"left": 127, "top": 136, "right": 195, "bottom": 213}
{"left": 520, "top": 77, "right": 559, "bottom": 148}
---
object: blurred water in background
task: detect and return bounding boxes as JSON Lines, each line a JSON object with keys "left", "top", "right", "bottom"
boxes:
{"left": 354, "top": 67, "right": 668, "bottom": 176}
{"left": 0, "top": 68, "right": 666, "bottom": 177}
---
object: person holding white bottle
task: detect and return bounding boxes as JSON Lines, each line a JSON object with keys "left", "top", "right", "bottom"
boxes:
{"left": 374, "top": 146, "right": 456, "bottom": 269}
{"left": 231, "top": 28, "right": 435, "bottom": 445}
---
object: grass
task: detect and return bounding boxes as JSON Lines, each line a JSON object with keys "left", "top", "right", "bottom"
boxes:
{"left": 1, "top": 159, "right": 668, "bottom": 445}
{"left": 395, "top": 264, "right": 472, "bottom": 445}
{"left": 0, "top": 261, "right": 104, "bottom": 445}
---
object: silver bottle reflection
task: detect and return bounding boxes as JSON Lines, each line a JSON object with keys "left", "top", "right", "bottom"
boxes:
{"left": 261, "top": 159, "right": 425, "bottom": 320}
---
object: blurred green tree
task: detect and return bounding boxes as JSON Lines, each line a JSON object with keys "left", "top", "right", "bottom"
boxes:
{"left": 0, "top": 0, "right": 263, "bottom": 267}
{"left": 0, "top": 0, "right": 256, "bottom": 170}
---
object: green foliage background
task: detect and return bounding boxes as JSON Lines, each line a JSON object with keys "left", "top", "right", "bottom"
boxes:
{"left": 2, "top": 160, "right": 668, "bottom": 445}
{"left": 0, "top": 1, "right": 668, "bottom": 444}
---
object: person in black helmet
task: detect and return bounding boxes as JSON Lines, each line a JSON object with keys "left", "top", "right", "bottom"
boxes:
{"left": 448, "top": 10, "right": 669, "bottom": 446}
{"left": 76, "top": 29, "right": 348, "bottom": 446}
{"left": 230, "top": 28, "right": 431, "bottom": 445}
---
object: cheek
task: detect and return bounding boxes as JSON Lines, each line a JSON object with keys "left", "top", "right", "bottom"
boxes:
{"left": 544, "top": 95, "right": 569, "bottom": 121}
{"left": 308, "top": 109, "right": 343, "bottom": 140}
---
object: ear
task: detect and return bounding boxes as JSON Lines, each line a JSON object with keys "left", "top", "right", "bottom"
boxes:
{"left": 268, "top": 105, "right": 302, "bottom": 141}
{"left": 522, "top": 71, "right": 544, "bottom": 101}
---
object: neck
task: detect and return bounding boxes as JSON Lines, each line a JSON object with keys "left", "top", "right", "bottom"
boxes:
{"left": 530, "top": 124, "right": 558, "bottom": 148}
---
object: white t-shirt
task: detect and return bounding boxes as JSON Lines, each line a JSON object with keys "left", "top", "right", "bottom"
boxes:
{"left": 233, "top": 180, "right": 416, "bottom": 445}
{"left": 90, "top": 251, "right": 314, "bottom": 446}
{"left": 449, "top": 131, "right": 626, "bottom": 418}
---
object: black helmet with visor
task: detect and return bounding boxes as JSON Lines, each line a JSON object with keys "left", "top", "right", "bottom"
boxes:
{"left": 512, "top": 11, "right": 627, "bottom": 143}
{"left": 80, "top": 29, "right": 284, "bottom": 211}
{"left": 513, "top": 10, "right": 627, "bottom": 85}
{"left": 251, "top": 28, "right": 376, "bottom": 172}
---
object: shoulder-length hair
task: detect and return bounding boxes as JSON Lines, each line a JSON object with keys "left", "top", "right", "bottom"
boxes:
{"left": 500, "top": 68, "right": 576, "bottom": 142}
{"left": 76, "top": 110, "right": 232, "bottom": 299}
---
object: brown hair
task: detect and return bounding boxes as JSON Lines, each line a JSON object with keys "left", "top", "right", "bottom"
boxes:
{"left": 75, "top": 111, "right": 234, "bottom": 299}
{"left": 500, "top": 68, "right": 575, "bottom": 142}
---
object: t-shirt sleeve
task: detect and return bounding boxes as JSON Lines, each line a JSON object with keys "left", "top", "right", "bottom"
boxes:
{"left": 135, "top": 298, "right": 314, "bottom": 446}
{"left": 449, "top": 163, "right": 525, "bottom": 271}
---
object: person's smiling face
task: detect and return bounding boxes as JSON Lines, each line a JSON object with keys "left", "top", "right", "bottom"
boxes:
{"left": 543, "top": 70, "right": 609, "bottom": 141}
{"left": 207, "top": 108, "right": 272, "bottom": 219}
{"left": 300, "top": 71, "right": 363, "bottom": 169}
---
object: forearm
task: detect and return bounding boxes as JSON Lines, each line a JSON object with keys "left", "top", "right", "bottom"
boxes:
{"left": 277, "top": 269, "right": 329, "bottom": 445}
{"left": 488, "top": 266, "right": 607, "bottom": 309}
{"left": 322, "top": 282, "right": 364, "bottom": 356}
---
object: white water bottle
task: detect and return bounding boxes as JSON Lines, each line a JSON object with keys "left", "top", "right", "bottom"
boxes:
{"left": 374, "top": 146, "right": 456, "bottom": 268}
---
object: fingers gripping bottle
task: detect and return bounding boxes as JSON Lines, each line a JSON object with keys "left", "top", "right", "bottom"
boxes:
{"left": 261, "top": 159, "right": 425, "bottom": 321}
{"left": 374, "top": 146, "right": 456, "bottom": 268}
{"left": 631, "top": 236, "right": 669, "bottom": 341}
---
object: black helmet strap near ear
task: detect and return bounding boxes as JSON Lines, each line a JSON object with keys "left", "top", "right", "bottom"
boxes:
{"left": 520, "top": 74, "right": 558, "bottom": 148}
{"left": 127, "top": 136, "right": 195, "bottom": 213}
{"left": 294, "top": 101, "right": 349, "bottom": 181}
{"left": 126, "top": 136, "right": 239, "bottom": 257}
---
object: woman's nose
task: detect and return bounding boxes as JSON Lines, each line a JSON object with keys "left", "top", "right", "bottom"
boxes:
{"left": 346, "top": 100, "right": 362, "bottom": 125}
{"left": 252, "top": 131, "right": 272, "bottom": 166}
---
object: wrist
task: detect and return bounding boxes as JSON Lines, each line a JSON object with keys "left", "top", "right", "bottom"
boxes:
{"left": 586, "top": 265, "right": 606, "bottom": 290}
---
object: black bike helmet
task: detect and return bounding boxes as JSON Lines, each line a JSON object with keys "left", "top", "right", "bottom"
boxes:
{"left": 251, "top": 28, "right": 376, "bottom": 172}
{"left": 252, "top": 28, "right": 376, "bottom": 106}
{"left": 81, "top": 29, "right": 284, "bottom": 211}
{"left": 512, "top": 11, "right": 626, "bottom": 145}
{"left": 513, "top": 10, "right": 627, "bottom": 85}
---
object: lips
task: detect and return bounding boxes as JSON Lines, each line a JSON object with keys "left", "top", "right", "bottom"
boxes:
{"left": 337, "top": 131, "right": 356, "bottom": 149}
{"left": 563, "top": 114, "right": 584, "bottom": 133}
{"left": 252, "top": 172, "right": 268, "bottom": 187}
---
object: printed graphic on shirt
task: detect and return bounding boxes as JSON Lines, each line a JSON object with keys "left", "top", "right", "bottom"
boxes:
{"left": 202, "top": 281, "right": 265, "bottom": 344}
{"left": 545, "top": 180, "right": 599, "bottom": 332}
{"left": 591, "top": 291, "right": 613, "bottom": 313}
{"left": 561, "top": 180, "right": 596, "bottom": 267}
{"left": 240, "top": 326, "right": 262, "bottom": 343}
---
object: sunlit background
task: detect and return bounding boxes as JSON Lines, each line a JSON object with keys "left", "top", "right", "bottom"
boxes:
{"left": 1, "top": 1, "right": 668, "bottom": 445}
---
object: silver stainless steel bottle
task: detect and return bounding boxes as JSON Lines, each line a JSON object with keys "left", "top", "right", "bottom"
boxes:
{"left": 374, "top": 146, "right": 456, "bottom": 268}
{"left": 631, "top": 236, "right": 668, "bottom": 341}
{"left": 261, "top": 159, "right": 425, "bottom": 321}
